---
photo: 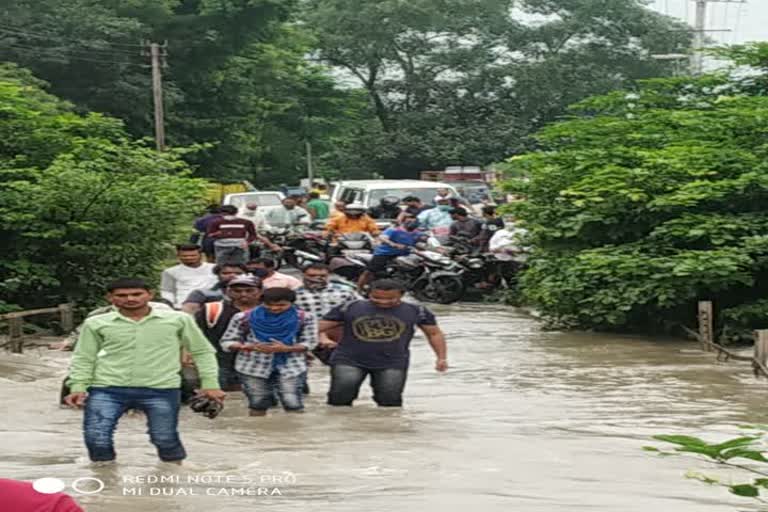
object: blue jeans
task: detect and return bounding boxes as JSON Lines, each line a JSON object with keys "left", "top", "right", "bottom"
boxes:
{"left": 328, "top": 365, "right": 408, "bottom": 407}
{"left": 83, "top": 387, "right": 185, "bottom": 462}
{"left": 240, "top": 371, "right": 304, "bottom": 412}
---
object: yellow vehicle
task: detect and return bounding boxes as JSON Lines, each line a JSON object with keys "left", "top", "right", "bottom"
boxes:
{"left": 204, "top": 181, "right": 254, "bottom": 206}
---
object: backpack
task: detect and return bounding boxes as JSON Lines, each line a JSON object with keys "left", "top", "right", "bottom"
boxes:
{"left": 204, "top": 301, "right": 225, "bottom": 329}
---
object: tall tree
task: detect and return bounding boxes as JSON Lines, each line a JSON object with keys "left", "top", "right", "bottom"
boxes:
{"left": 0, "top": 0, "right": 360, "bottom": 184}
{"left": 303, "top": 0, "right": 691, "bottom": 177}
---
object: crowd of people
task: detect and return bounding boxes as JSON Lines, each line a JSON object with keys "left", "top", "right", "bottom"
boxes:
{"left": 56, "top": 236, "right": 448, "bottom": 465}
{"left": 48, "top": 184, "right": 532, "bottom": 467}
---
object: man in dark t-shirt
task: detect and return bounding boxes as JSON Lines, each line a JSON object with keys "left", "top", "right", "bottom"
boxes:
{"left": 319, "top": 279, "right": 448, "bottom": 407}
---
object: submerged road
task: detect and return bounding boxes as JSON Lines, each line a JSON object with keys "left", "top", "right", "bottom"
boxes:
{"left": 1, "top": 303, "right": 765, "bottom": 511}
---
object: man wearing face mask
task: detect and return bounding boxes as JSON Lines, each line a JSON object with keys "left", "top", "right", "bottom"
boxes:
{"left": 357, "top": 217, "right": 426, "bottom": 291}
{"left": 246, "top": 258, "right": 302, "bottom": 290}
{"left": 417, "top": 196, "right": 454, "bottom": 243}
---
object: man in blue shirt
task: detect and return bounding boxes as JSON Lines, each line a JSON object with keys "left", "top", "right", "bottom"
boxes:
{"left": 356, "top": 217, "right": 425, "bottom": 291}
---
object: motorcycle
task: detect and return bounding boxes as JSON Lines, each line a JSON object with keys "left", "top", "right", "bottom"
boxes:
{"left": 327, "top": 233, "right": 376, "bottom": 281}
{"left": 347, "top": 247, "right": 465, "bottom": 304}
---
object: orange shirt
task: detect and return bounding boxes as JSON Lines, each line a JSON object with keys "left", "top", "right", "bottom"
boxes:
{"left": 324, "top": 215, "right": 380, "bottom": 236}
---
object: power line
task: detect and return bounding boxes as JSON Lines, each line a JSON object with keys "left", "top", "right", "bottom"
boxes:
{"left": 2, "top": 43, "right": 144, "bottom": 66}
{"left": 0, "top": 23, "right": 144, "bottom": 50}
{"left": 0, "top": 33, "right": 141, "bottom": 59}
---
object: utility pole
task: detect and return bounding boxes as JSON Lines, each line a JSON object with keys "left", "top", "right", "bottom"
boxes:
{"left": 145, "top": 41, "right": 168, "bottom": 151}
{"left": 689, "top": 0, "right": 746, "bottom": 76}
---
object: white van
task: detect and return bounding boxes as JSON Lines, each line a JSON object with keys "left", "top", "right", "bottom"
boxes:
{"left": 330, "top": 180, "right": 461, "bottom": 212}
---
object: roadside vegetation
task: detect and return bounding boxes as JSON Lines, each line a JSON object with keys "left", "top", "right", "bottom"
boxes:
{"left": 503, "top": 43, "right": 768, "bottom": 341}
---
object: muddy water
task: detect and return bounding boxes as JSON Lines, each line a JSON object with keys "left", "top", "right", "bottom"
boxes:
{"left": 2, "top": 304, "right": 767, "bottom": 512}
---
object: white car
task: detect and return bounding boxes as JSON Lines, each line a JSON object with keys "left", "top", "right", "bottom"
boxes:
{"left": 329, "top": 179, "right": 462, "bottom": 214}
{"left": 222, "top": 191, "right": 285, "bottom": 216}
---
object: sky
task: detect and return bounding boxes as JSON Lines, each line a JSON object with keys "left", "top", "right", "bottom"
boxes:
{"left": 647, "top": 0, "right": 768, "bottom": 45}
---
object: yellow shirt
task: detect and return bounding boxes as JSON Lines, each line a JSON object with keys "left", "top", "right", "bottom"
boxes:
{"left": 324, "top": 215, "right": 380, "bottom": 236}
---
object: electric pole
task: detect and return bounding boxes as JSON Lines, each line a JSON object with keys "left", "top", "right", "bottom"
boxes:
{"left": 144, "top": 41, "right": 168, "bottom": 151}
{"left": 690, "top": 0, "right": 746, "bottom": 76}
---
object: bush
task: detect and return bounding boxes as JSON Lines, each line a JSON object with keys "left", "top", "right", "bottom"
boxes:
{"left": 0, "top": 65, "right": 207, "bottom": 312}
{"left": 502, "top": 44, "right": 768, "bottom": 335}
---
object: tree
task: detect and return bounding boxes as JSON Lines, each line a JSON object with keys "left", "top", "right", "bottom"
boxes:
{"left": 503, "top": 43, "right": 768, "bottom": 337}
{"left": 302, "top": 0, "right": 691, "bottom": 177}
{"left": 0, "top": 0, "right": 362, "bottom": 184}
{"left": 0, "top": 65, "right": 206, "bottom": 312}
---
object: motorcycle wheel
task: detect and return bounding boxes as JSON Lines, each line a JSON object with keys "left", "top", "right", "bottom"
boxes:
{"left": 412, "top": 275, "right": 465, "bottom": 304}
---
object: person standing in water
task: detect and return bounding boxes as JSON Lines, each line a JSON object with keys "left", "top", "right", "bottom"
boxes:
{"left": 220, "top": 288, "right": 317, "bottom": 416}
{"left": 319, "top": 279, "right": 447, "bottom": 407}
{"left": 65, "top": 278, "right": 224, "bottom": 464}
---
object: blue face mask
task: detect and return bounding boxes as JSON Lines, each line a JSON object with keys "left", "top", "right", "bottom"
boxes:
{"left": 438, "top": 205, "right": 452, "bottom": 212}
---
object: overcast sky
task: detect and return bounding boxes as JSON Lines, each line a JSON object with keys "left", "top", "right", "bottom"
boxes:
{"left": 647, "top": 0, "right": 767, "bottom": 44}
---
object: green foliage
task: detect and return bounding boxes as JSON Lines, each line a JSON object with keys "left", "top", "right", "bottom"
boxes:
{"left": 0, "top": 71, "right": 206, "bottom": 311}
{"left": 303, "top": 0, "right": 690, "bottom": 177}
{"left": 504, "top": 43, "right": 768, "bottom": 334}
{"left": 649, "top": 427, "right": 768, "bottom": 503}
{"left": 0, "top": 0, "right": 366, "bottom": 185}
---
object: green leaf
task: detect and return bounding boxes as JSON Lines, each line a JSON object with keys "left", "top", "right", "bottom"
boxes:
{"left": 712, "top": 436, "right": 760, "bottom": 451}
{"left": 653, "top": 435, "right": 708, "bottom": 447}
{"left": 722, "top": 449, "right": 768, "bottom": 463}
{"left": 730, "top": 484, "right": 760, "bottom": 497}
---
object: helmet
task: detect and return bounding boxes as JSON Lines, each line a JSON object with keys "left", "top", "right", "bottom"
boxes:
{"left": 345, "top": 203, "right": 366, "bottom": 216}
{"left": 380, "top": 196, "right": 400, "bottom": 207}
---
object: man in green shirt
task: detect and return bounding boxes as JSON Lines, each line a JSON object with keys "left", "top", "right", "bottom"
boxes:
{"left": 306, "top": 191, "right": 330, "bottom": 221}
{"left": 64, "top": 278, "right": 225, "bottom": 464}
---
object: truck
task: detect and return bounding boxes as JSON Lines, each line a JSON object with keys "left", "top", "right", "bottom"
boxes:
{"left": 420, "top": 166, "right": 503, "bottom": 207}
{"left": 204, "top": 180, "right": 254, "bottom": 206}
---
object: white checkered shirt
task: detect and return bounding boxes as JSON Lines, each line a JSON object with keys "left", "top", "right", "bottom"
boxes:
{"left": 220, "top": 310, "right": 318, "bottom": 378}
{"left": 295, "top": 283, "right": 361, "bottom": 318}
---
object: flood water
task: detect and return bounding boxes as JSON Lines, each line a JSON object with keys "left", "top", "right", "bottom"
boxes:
{"left": 2, "top": 304, "right": 767, "bottom": 511}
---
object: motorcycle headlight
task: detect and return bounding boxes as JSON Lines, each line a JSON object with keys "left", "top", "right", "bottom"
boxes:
{"left": 468, "top": 260, "right": 484, "bottom": 269}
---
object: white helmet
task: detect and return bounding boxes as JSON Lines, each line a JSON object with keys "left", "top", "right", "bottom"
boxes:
{"left": 345, "top": 203, "right": 366, "bottom": 215}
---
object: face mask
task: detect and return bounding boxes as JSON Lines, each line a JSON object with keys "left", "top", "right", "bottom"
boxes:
{"left": 404, "top": 222, "right": 419, "bottom": 231}
{"left": 304, "top": 277, "right": 329, "bottom": 289}
{"left": 284, "top": 205, "right": 295, "bottom": 210}
{"left": 250, "top": 268, "right": 269, "bottom": 278}
{"left": 438, "top": 205, "right": 452, "bottom": 212}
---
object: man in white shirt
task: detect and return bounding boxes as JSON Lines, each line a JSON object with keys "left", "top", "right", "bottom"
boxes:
{"left": 238, "top": 202, "right": 269, "bottom": 233}
{"left": 265, "top": 197, "right": 311, "bottom": 232}
{"left": 160, "top": 244, "right": 218, "bottom": 308}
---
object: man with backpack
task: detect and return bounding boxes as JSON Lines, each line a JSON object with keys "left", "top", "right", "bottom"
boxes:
{"left": 220, "top": 287, "right": 318, "bottom": 416}
{"left": 193, "top": 275, "right": 263, "bottom": 392}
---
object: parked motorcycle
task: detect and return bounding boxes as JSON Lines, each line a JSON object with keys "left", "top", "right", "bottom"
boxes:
{"left": 347, "top": 247, "right": 465, "bottom": 304}
{"left": 327, "top": 233, "right": 375, "bottom": 281}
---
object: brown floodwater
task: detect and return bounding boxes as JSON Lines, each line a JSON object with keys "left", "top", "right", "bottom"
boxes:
{"left": 1, "top": 304, "right": 766, "bottom": 511}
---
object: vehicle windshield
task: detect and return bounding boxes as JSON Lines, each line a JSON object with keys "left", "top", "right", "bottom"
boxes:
{"left": 368, "top": 188, "right": 449, "bottom": 207}
{"left": 228, "top": 193, "right": 283, "bottom": 209}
